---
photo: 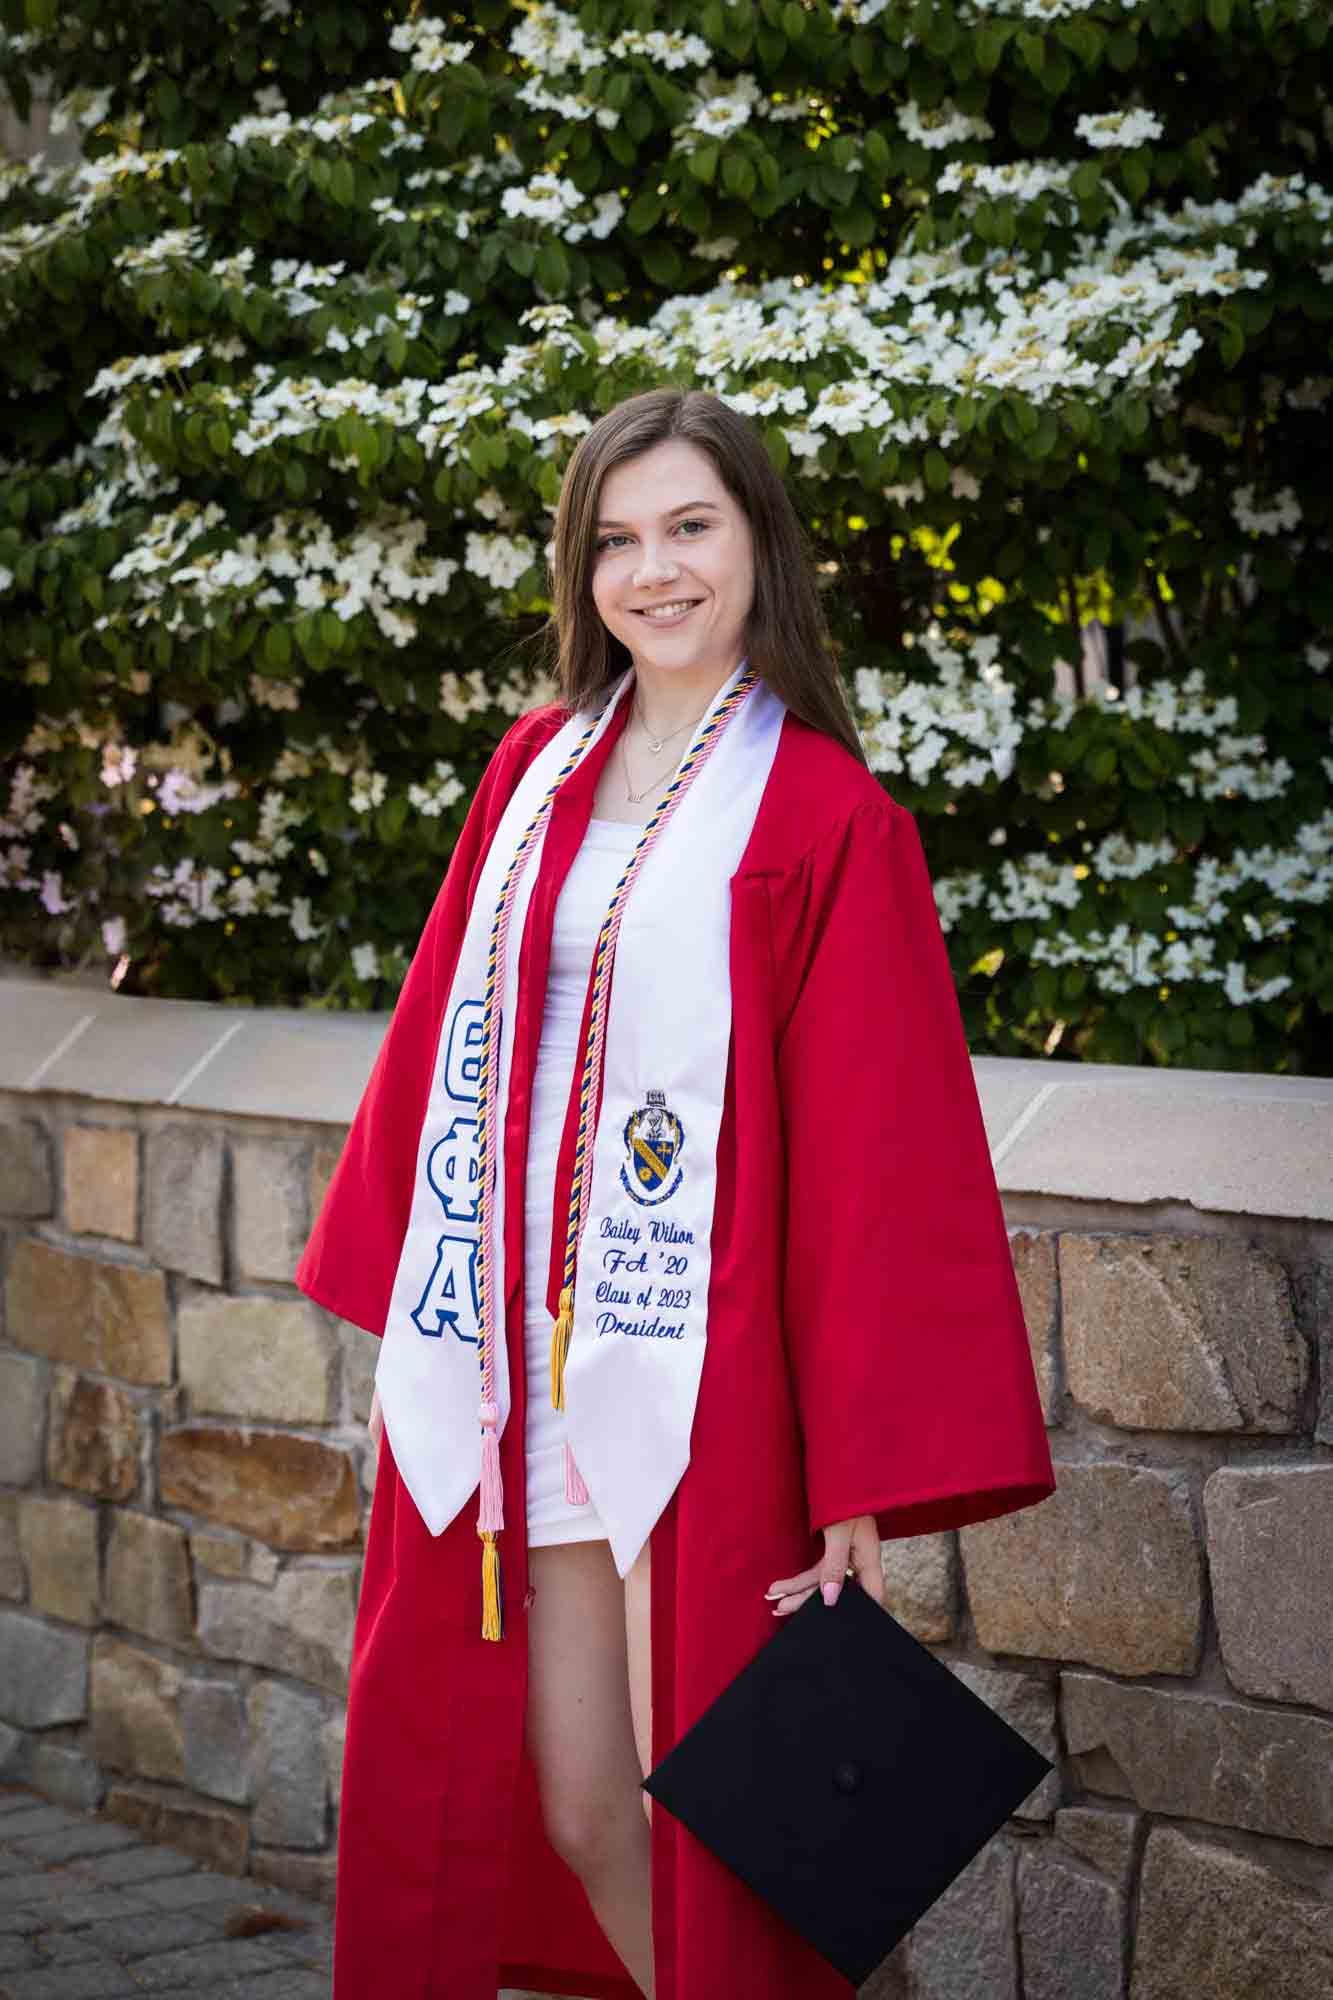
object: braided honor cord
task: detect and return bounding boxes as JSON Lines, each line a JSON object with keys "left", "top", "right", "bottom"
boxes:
{"left": 471, "top": 703, "right": 604, "bottom": 1640}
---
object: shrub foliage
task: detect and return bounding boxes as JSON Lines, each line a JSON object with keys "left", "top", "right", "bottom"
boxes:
{"left": 1, "top": 0, "right": 1330, "bottom": 1070}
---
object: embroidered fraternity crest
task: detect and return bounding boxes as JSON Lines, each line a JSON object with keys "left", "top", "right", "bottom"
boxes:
{"left": 620, "top": 1089, "right": 684, "bottom": 1206}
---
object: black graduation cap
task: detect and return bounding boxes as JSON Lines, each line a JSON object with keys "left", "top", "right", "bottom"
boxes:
{"left": 642, "top": 1582, "right": 1052, "bottom": 1988}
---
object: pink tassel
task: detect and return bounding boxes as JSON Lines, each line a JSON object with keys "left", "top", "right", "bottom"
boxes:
{"left": 564, "top": 1440, "right": 590, "bottom": 1506}
{"left": 478, "top": 1401, "right": 504, "bottom": 1532}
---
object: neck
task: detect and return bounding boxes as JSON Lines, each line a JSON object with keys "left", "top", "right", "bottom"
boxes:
{"left": 630, "top": 655, "right": 743, "bottom": 735}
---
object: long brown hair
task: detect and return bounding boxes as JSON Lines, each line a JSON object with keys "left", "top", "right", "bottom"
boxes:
{"left": 544, "top": 387, "right": 866, "bottom": 766}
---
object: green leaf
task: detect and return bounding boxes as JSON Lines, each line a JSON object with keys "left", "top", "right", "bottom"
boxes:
{"left": 534, "top": 242, "right": 571, "bottom": 293}
{"left": 263, "top": 622, "right": 292, "bottom": 670}
{"left": 625, "top": 190, "right": 664, "bottom": 235}
{"left": 1218, "top": 314, "right": 1245, "bottom": 370}
{"left": 1120, "top": 153, "right": 1151, "bottom": 203}
{"left": 1206, "top": 0, "right": 1232, "bottom": 28}
{"left": 688, "top": 142, "right": 719, "bottom": 185}
{"left": 377, "top": 794, "right": 410, "bottom": 844}
{"left": 1121, "top": 397, "right": 1150, "bottom": 439}
{"left": 976, "top": 23, "right": 1011, "bottom": 73}
{"left": 924, "top": 448, "right": 950, "bottom": 492}
{"left": 329, "top": 159, "right": 356, "bottom": 208}
{"left": 782, "top": 0, "right": 806, "bottom": 38}
{"left": 640, "top": 242, "right": 683, "bottom": 286}
{"left": 722, "top": 152, "right": 757, "bottom": 201}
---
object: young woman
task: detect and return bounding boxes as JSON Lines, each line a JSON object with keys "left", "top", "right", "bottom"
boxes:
{"left": 296, "top": 387, "right": 1055, "bottom": 2000}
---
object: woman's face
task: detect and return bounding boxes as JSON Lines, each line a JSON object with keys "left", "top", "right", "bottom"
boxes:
{"left": 589, "top": 438, "right": 755, "bottom": 682}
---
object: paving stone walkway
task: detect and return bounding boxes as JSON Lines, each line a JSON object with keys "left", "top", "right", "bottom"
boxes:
{"left": 0, "top": 1785, "right": 332, "bottom": 1999}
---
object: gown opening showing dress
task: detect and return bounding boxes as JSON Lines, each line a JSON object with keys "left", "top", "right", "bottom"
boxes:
{"left": 524, "top": 814, "right": 641, "bottom": 1548}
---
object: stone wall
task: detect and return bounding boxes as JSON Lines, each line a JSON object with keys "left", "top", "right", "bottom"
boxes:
{"left": 0, "top": 1101, "right": 361, "bottom": 1902}
{"left": 1, "top": 975, "right": 1331, "bottom": 1999}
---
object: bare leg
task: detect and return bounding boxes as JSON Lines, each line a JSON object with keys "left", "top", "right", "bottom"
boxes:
{"left": 526, "top": 1540, "right": 654, "bottom": 1997}
{"left": 624, "top": 1536, "right": 653, "bottom": 1824}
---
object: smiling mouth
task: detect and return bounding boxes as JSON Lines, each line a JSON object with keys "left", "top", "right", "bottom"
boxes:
{"left": 632, "top": 600, "right": 704, "bottom": 621}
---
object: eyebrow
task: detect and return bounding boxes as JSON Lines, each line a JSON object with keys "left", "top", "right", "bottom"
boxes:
{"left": 594, "top": 499, "right": 723, "bottom": 529}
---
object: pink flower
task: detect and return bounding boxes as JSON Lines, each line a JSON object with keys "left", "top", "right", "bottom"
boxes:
{"left": 40, "top": 871, "right": 71, "bottom": 915}
{"left": 99, "top": 744, "right": 138, "bottom": 788}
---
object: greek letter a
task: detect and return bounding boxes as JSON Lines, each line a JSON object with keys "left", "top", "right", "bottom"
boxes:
{"left": 412, "top": 1234, "right": 480, "bottom": 1343}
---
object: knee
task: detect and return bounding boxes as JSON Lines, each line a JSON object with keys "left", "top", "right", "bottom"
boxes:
{"left": 542, "top": 1786, "right": 643, "bottom": 1882}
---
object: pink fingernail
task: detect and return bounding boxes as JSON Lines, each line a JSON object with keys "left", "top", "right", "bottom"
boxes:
{"left": 822, "top": 1582, "right": 839, "bottom": 1607}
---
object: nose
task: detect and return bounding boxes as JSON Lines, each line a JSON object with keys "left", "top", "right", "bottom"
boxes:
{"left": 632, "top": 544, "right": 681, "bottom": 587}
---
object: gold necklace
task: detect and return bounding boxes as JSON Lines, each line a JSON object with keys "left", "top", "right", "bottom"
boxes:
{"left": 621, "top": 734, "right": 676, "bottom": 804}
{"left": 622, "top": 693, "right": 715, "bottom": 803}
{"left": 631, "top": 693, "right": 713, "bottom": 753}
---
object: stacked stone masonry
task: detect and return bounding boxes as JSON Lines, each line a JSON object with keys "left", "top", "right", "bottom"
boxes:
{"left": 1, "top": 1073, "right": 1330, "bottom": 2000}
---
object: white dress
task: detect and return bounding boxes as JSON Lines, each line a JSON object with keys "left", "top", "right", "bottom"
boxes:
{"left": 524, "top": 815, "right": 641, "bottom": 1547}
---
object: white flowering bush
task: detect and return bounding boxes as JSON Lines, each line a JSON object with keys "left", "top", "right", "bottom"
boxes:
{"left": 0, "top": 0, "right": 1329, "bottom": 1070}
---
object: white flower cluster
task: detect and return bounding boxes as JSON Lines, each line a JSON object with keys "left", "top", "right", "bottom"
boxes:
{"left": 232, "top": 787, "right": 303, "bottom": 865}
{"left": 937, "top": 159, "right": 1078, "bottom": 206}
{"left": 87, "top": 344, "right": 207, "bottom": 399}
{"left": 854, "top": 632, "right": 1021, "bottom": 788}
{"left": 349, "top": 770, "right": 388, "bottom": 815}
{"left": 1178, "top": 736, "right": 1294, "bottom": 803}
{"left": 144, "top": 858, "right": 228, "bottom": 928}
{"left": 386, "top": 17, "right": 474, "bottom": 72}
{"left": 1075, "top": 109, "right": 1164, "bottom": 151}
{"left": 678, "top": 71, "right": 764, "bottom": 143}
{"left": 509, "top": 4, "right": 604, "bottom": 77}
{"left": 100, "top": 743, "right": 138, "bottom": 787}
{"left": 1231, "top": 484, "right": 1302, "bottom": 535}
{"left": 516, "top": 77, "right": 619, "bottom": 129}
{"left": 407, "top": 760, "right": 466, "bottom": 818}
{"left": 157, "top": 770, "right": 239, "bottom": 815}
{"left": 1146, "top": 456, "right": 1200, "bottom": 496}
{"left": 718, "top": 381, "right": 809, "bottom": 418}
{"left": 436, "top": 667, "right": 557, "bottom": 723}
{"left": 1043, "top": 669, "right": 1243, "bottom": 741}
{"left": 897, "top": 100, "right": 994, "bottom": 151}
{"left": 1091, "top": 834, "right": 1177, "bottom": 879}
{"left": 105, "top": 500, "right": 459, "bottom": 650}
{"left": 1032, "top": 921, "right": 1294, "bottom": 1004}
{"left": 463, "top": 531, "right": 538, "bottom": 591}
{"left": 609, "top": 27, "right": 712, "bottom": 69}
{"left": 948, "top": 0, "right": 1145, "bottom": 17}
{"left": 979, "top": 805, "right": 1333, "bottom": 1002}
{"left": 111, "top": 226, "right": 208, "bottom": 276}
{"left": 501, "top": 173, "right": 584, "bottom": 227}
{"left": 0, "top": 764, "right": 56, "bottom": 891}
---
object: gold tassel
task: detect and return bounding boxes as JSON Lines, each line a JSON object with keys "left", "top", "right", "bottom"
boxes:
{"left": 480, "top": 1529, "right": 503, "bottom": 1642}
{"left": 550, "top": 1284, "right": 575, "bottom": 1412}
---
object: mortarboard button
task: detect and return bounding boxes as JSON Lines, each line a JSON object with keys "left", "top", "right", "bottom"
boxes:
{"left": 833, "top": 1760, "right": 862, "bottom": 1795}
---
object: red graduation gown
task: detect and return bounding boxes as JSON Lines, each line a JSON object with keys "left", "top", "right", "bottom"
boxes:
{"left": 295, "top": 687, "right": 1055, "bottom": 2000}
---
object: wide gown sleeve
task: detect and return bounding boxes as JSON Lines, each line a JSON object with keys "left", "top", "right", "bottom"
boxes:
{"left": 774, "top": 796, "right": 1055, "bottom": 1543}
{"left": 293, "top": 706, "right": 565, "bottom": 1337}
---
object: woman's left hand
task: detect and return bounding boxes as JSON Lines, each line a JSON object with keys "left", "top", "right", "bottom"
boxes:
{"left": 764, "top": 1514, "right": 883, "bottom": 1616}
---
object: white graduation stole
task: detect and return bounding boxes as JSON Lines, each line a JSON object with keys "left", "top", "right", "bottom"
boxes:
{"left": 376, "top": 658, "right": 787, "bottom": 1583}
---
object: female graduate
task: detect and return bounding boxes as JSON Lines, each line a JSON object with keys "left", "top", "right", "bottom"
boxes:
{"left": 295, "top": 386, "right": 1055, "bottom": 2000}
